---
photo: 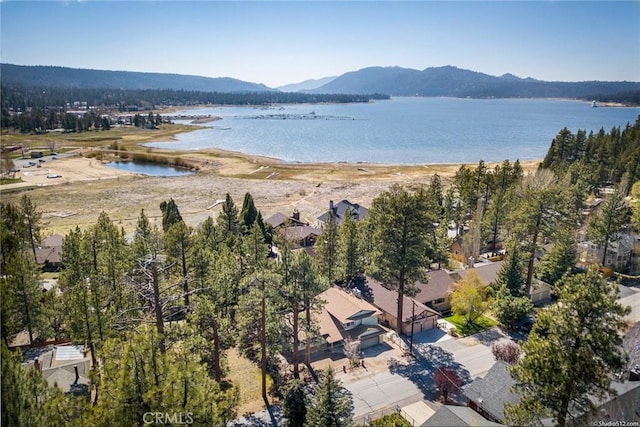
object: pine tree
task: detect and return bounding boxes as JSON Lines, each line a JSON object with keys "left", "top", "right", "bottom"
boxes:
{"left": 283, "top": 379, "right": 308, "bottom": 426}
{"left": 281, "top": 249, "right": 327, "bottom": 378}
{"left": 367, "top": 184, "right": 434, "bottom": 334}
{"left": 98, "top": 327, "right": 237, "bottom": 426}
{"left": 506, "top": 267, "right": 630, "bottom": 427}
{"left": 189, "top": 236, "right": 238, "bottom": 382}
{"left": 536, "top": 229, "right": 577, "bottom": 286}
{"left": 159, "top": 198, "right": 183, "bottom": 232}
{"left": 20, "top": 194, "right": 42, "bottom": 263}
{"left": 3, "top": 253, "right": 50, "bottom": 345}
{"left": 507, "top": 170, "right": 578, "bottom": 294}
{"left": 587, "top": 187, "right": 629, "bottom": 266}
{"left": 494, "top": 244, "right": 525, "bottom": 297}
{"left": 217, "top": 193, "right": 242, "bottom": 244}
{"left": 1, "top": 344, "right": 55, "bottom": 427}
{"left": 164, "top": 220, "right": 194, "bottom": 308}
{"left": 237, "top": 269, "right": 284, "bottom": 405}
{"left": 316, "top": 211, "right": 339, "bottom": 284}
{"left": 491, "top": 286, "right": 533, "bottom": 330}
{"left": 339, "top": 209, "right": 361, "bottom": 283}
{"left": 239, "top": 192, "right": 258, "bottom": 232}
{"left": 306, "top": 367, "right": 354, "bottom": 427}
{"left": 132, "top": 208, "right": 153, "bottom": 260}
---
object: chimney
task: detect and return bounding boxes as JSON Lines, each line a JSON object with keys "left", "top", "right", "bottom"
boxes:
{"left": 34, "top": 359, "right": 41, "bottom": 372}
{"left": 292, "top": 208, "right": 300, "bottom": 222}
{"left": 329, "top": 200, "right": 334, "bottom": 215}
{"left": 73, "top": 365, "right": 79, "bottom": 385}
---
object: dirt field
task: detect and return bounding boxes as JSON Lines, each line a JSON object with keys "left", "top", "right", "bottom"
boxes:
{"left": 1, "top": 132, "right": 540, "bottom": 235}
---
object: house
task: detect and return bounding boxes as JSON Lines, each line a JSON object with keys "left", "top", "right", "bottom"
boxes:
{"left": 464, "top": 356, "right": 640, "bottom": 426}
{"left": 266, "top": 209, "right": 322, "bottom": 248}
{"left": 281, "top": 225, "right": 322, "bottom": 248}
{"left": 23, "top": 344, "right": 91, "bottom": 399}
{"left": 35, "top": 234, "right": 64, "bottom": 271}
{"left": 316, "top": 200, "right": 368, "bottom": 226}
{"left": 355, "top": 276, "right": 440, "bottom": 335}
{"left": 413, "top": 269, "right": 457, "bottom": 313}
{"left": 573, "top": 379, "right": 640, "bottom": 426}
{"left": 529, "top": 279, "right": 553, "bottom": 306}
{"left": 464, "top": 360, "right": 518, "bottom": 424}
{"left": 266, "top": 209, "right": 307, "bottom": 229}
{"left": 452, "top": 260, "right": 505, "bottom": 287}
{"left": 422, "top": 405, "right": 502, "bottom": 427}
{"left": 578, "top": 232, "right": 637, "bottom": 272}
{"left": 311, "top": 287, "right": 385, "bottom": 354}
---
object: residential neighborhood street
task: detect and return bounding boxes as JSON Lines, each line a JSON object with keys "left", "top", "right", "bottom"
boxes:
{"left": 229, "top": 287, "right": 638, "bottom": 427}
{"left": 344, "top": 326, "right": 507, "bottom": 424}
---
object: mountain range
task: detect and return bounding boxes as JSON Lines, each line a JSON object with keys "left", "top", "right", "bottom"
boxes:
{"left": 2, "top": 63, "right": 639, "bottom": 100}
{"left": 0, "top": 64, "right": 275, "bottom": 93}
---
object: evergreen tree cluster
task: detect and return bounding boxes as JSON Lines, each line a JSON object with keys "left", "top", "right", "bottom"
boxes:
{"left": 1, "top": 83, "right": 389, "bottom": 129}
{"left": 0, "top": 193, "right": 340, "bottom": 425}
{"left": 540, "top": 117, "right": 640, "bottom": 192}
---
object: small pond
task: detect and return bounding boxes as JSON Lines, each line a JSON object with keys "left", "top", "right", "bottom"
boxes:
{"left": 105, "top": 161, "right": 194, "bottom": 177}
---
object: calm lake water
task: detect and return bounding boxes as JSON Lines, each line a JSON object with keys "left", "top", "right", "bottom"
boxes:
{"left": 146, "top": 97, "right": 640, "bottom": 164}
{"left": 105, "top": 161, "right": 194, "bottom": 177}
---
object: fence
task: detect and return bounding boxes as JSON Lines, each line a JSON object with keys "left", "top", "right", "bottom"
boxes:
{"left": 355, "top": 405, "right": 401, "bottom": 426}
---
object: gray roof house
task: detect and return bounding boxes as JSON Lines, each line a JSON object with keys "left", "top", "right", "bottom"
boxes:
{"left": 24, "top": 344, "right": 91, "bottom": 399}
{"left": 316, "top": 200, "right": 368, "bottom": 225}
{"left": 464, "top": 360, "right": 518, "bottom": 424}
{"left": 452, "top": 260, "right": 505, "bottom": 287}
{"left": 423, "top": 405, "right": 502, "bottom": 427}
{"left": 35, "top": 234, "right": 64, "bottom": 271}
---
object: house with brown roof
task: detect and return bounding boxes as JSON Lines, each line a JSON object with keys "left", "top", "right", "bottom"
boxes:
{"left": 355, "top": 276, "right": 440, "bottom": 335}
{"left": 313, "top": 287, "right": 386, "bottom": 354}
{"left": 266, "top": 209, "right": 321, "bottom": 248}
{"left": 413, "top": 269, "right": 457, "bottom": 313}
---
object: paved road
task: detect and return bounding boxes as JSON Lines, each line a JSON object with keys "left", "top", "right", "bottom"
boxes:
{"left": 347, "top": 327, "right": 506, "bottom": 423}
{"left": 228, "top": 327, "right": 507, "bottom": 426}
{"left": 346, "top": 370, "right": 426, "bottom": 421}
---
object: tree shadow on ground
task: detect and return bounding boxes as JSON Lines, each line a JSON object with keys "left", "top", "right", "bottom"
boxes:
{"left": 387, "top": 344, "right": 472, "bottom": 404}
{"left": 471, "top": 327, "right": 508, "bottom": 346}
{"left": 227, "top": 405, "right": 282, "bottom": 427}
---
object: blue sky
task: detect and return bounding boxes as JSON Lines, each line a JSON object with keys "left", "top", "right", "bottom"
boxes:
{"left": 1, "top": 1, "right": 639, "bottom": 87}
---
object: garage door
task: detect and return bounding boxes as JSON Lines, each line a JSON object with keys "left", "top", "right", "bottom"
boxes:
{"left": 360, "top": 335, "right": 381, "bottom": 349}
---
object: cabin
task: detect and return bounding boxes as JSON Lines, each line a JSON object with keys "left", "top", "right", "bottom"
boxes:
{"left": 358, "top": 276, "right": 440, "bottom": 335}
{"left": 316, "top": 200, "right": 368, "bottom": 226}
{"left": 292, "top": 287, "right": 385, "bottom": 360}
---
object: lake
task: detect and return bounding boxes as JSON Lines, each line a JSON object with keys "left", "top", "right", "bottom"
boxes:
{"left": 146, "top": 97, "right": 640, "bottom": 164}
{"left": 105, "top": 161, "right": 194, "bottom": 177}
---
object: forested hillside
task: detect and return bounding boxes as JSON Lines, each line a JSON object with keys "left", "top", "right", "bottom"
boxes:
{"left": 0, "top": 64, "right": 276, "bottom": 92}
{"left": 312, "top": 65, "right": 640, "bottom": 102}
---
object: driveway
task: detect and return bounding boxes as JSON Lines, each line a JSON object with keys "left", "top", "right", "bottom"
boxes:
{"left": 413, "top": 326, "right": 506, "bottom": 379}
